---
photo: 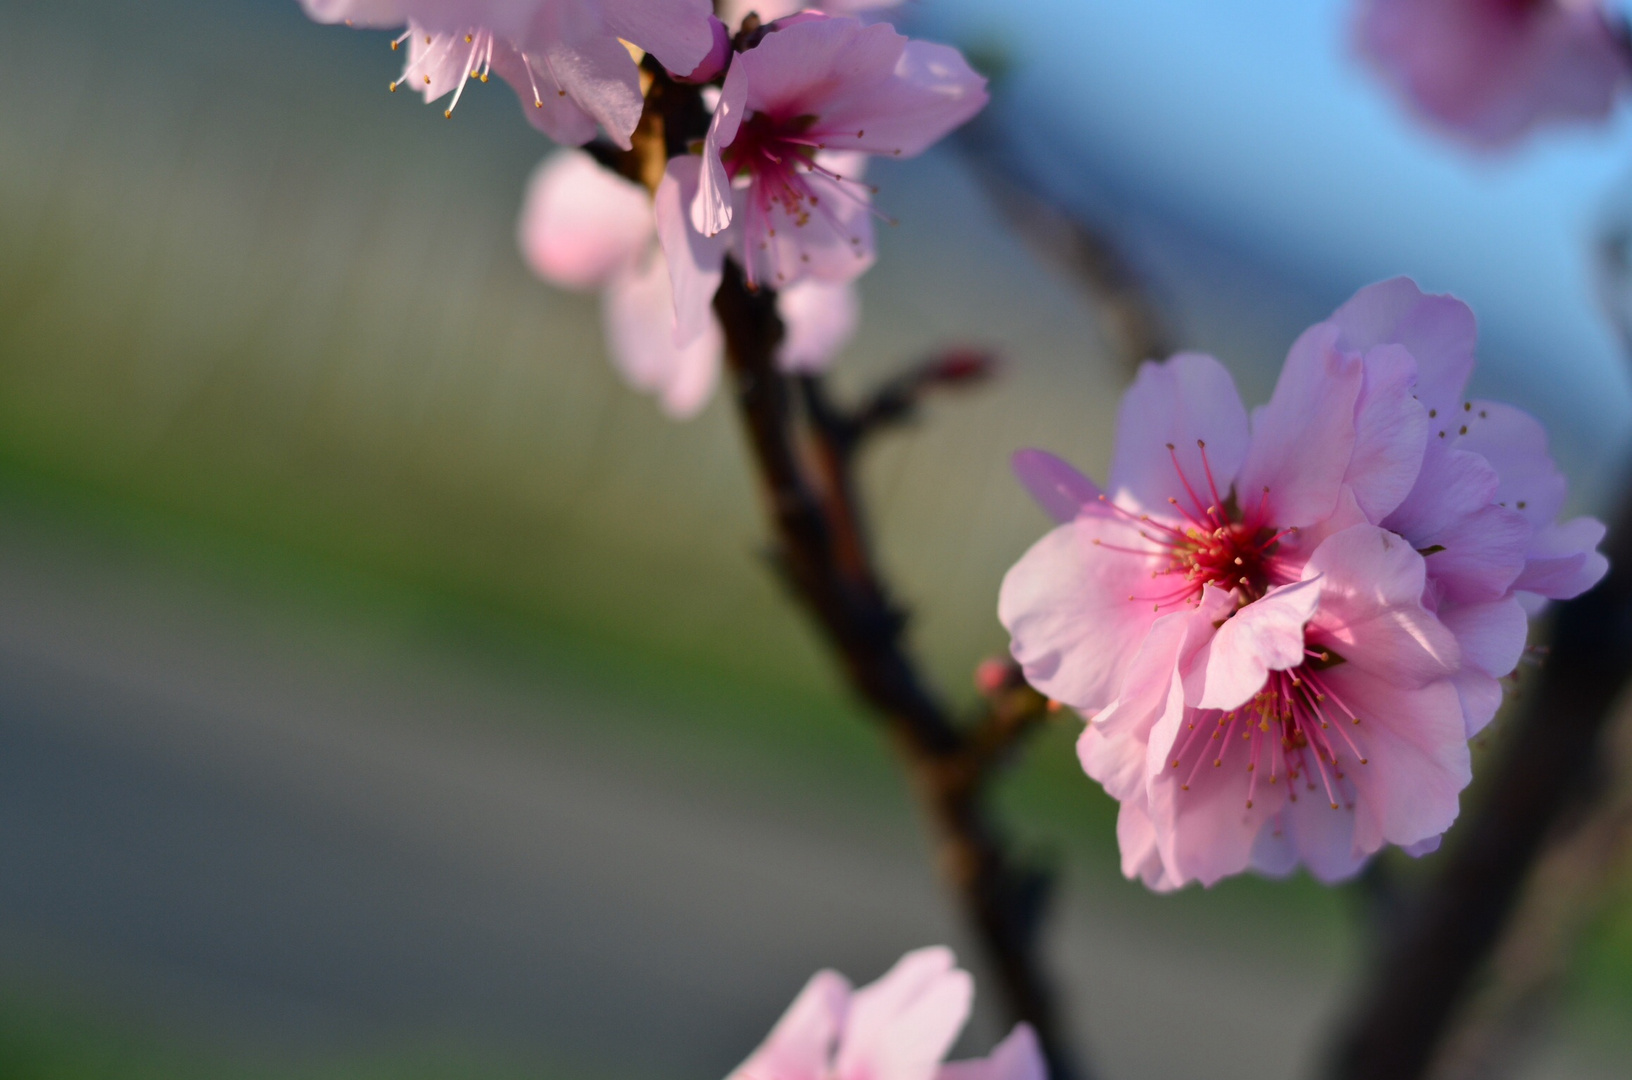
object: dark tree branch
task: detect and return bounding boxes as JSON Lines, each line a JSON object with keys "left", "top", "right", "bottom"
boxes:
{"left": 714, "top": 260, "right": 1084, "bottom": 1080}
{"left": 1326, "top": 478, "right": 1632, "bottom": 1080}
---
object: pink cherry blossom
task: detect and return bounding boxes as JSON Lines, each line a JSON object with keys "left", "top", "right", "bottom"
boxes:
{"left": 298, "top": 0, "right": 716, "bottom": 147}
{"left": 730, "top": 948, "right": 1044, "bottom": 1080}
{"left": 1000, "top": 278, "right": 1605, "bottom": 889}
{"left": 717, "top": 0, "right": 902, "bottom": 31}
{"left": 1355, "top": 0, "right": 1631, "bottom": 147}
{"left": 670, "top": 14, "right": 988, "bottom": 293}
{"left": 519, "top": 149, "right": 858, "bottom": 416}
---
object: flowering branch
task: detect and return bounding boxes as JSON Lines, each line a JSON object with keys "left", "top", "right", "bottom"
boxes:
{"left": 713, "top": 258, "right": 1082, "bottom": 1080}
{"left": 1328, "top": 491, "right": 1632, "bottom": 1080}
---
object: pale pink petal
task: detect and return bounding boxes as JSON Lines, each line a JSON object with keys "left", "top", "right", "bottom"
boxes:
{"left": 1100, "top": 586, "right": 1233, "bottom": 746}
{"left": 1106, "top": 353, "right": 1251, "bottom": 519}
{"left": 1275, "top": 792, "right": 1369, "bottom": 885}
{"left": 1514, "top": 517, "right": 1610, "bottom": 599}
{"left": 299, "top": 0, "right": 405, "bottom": 28}
{"left": 598, "top": 0, "right": 715, "bottom": 75}
{"left": 836, "top": 948, "right": 972, "bottom": 1080}
{"left": 1345, "top": 343, "right": 1429, "bottom": 521}
{"left": 733, "top": 167, "right": 877, "bottom": 288}
{"left": 1186, "top": 577, "right": 1323, "bottom": 712}
{"left": 1248, "top": 816, "right": 1300, "bottom": 880}
{"left": 1438, "top": 598, "right": 1527, "bottom": 680}
{"left": 1237, "top": 324, "right": 1364, "bottom": 529}
{"left": 1328, "top": 277, "right": 1476, "bottom": 420}
{"left": 1356, "top": 0, "right": 1630, "bottom": 147}
{"left": 1418, "top": 504, "right": 1531, "bottom": 604}
{"left": 1011, "top": 450, "right": 1104, "bottom": 525}
{"left": 1324, "top": 669, "right": 1470, "bottom": 853}
{"left": 737, "top": 18, "right": 904, "bottom": 121}
{"left": 729, "top": 969, "right": 853, "bottom": 1080}
{"left": 1451, "top": 669, "right": 1505, "bottom": 739}
{"left": 602, "top": 250, "right": 722, "bottom": 418}
{"left": 1079, "top": 721, "right": 1150, "bottom": 805}
{"left": 518, "top": 150, "right": 653, "bottom": 291}
{"left": 813, "top": 39, "right": 990, "bottom": 158}
{"left": 936, "top": 1026, "right": 1045, "bottom": 1080}
{"left": 1303, "top": 525, "right": 1460, "bottom": 686}
{"left": 1453, "top": 401, "right": 1567, "bottom": 527}
{"left": 528, "top": 27, "right": 646, "bottom": 149}
{"left": 998, "top": 518, "right": 1164, "bottom": 713}
{"left": 1148, "top": 740, "right": 1287, "bottom": 889}
{"left": 777, "top": 280, "right": 860, "bottom": 373}
{"left": 1116, "top": 796, "right": 1176, "bottom": 890}
{"left": 696, "top": 57, "right": 750, "bottom": 236}
{"left": 657, "top": 156, "right": 730, "bottom": 346}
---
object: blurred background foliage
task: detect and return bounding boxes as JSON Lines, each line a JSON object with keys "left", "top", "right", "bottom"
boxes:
{"left": 1, "top": 0, "right": 1630, "bottom": 1078}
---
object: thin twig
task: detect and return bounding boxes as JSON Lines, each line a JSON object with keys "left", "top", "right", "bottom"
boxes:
{"left": 714, "top": 259, "right": 1084, "bottom": 1080}
{"left": 1326, "top": 479, "right": 1632, "bottom": 1080}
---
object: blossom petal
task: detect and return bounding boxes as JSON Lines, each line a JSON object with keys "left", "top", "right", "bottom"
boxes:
{"left": 1237, "top": 324, "right": 1364, "bottom": 528}
{"left": 696, "top": 56, "right": 749, "bottom": 235}
{"left": 777, "top": 280, "right": 860, "bottom": 373}
{"left": 998, "top": 516, "right": 1163, "bottom": 713}
{"left": 1328, "top": 277, "right": 1475, "bottom": 420}
{"left": 518, "top": 150, "right": 653, "bottom": 290}
{"left": 657, "top": 156, "right": 729, "bottom": 346}
{"left": 597, "top": 0, "right": 715, "bottom": 75}
{"left": 1277, "top": 793, "right": 1368, "bottom": 885}
{"left": 729, "top": 969, "right": 852, "bottom": 1080}
{"left": 1148, "top": 741, "right": 1287, "bottom": 889}
{"left": 837, "top": 948, "right": 972, "bottom": 1080}
{"left": 816, "top": 39, "right": 990, "bottom": 158}
{"left": 1325, "top": 670, "right": 1470, "bottom": 854}
{"left": 1012, "top": 450, "right": 1104, "bottom": 525}
{"left": 602, "top": 250, "right": 722, "bottom": 418}
{"left": 1514, "top": 517, "right": 1610, "bottom": 599}
{"left": 1345, "top": 343, "right": 1429, "bottom": 521}
{"left": 1304, "top": 525, "right": 1459, "bottom": 686}
{"left": 1187, "top": 577, "right": 1322, "bottom": 712}
{"left": 1107, "top": 353, "right": 1250, "bottom": 518}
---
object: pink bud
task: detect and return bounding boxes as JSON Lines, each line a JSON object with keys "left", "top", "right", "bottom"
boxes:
{"left": 974, "top": 658, "right": 1015, "bottom": 696}
{"left": 672, "top": 15, "right": 730, "bottom": 84}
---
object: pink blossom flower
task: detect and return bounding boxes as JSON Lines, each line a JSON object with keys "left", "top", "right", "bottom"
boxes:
{"left": 298, "top": 0, "right": 716, "bottom": 147}
{"left": 730, "top": 948, "right": 1044, "bottom": 1080}
{"left": 663, "top": 14, "right": 988, "bottom": 296}
{"left": 519, "top": 149, "right": 858, "bottom": 416}
{"left": 1355, "top": 0, "right": 1631, "bottom": 147}
{"left": 999, "top": 278, "right": 1606, "bottom": 889}
{"left": 717, "top": 0, "right": 902, "bottom": 31}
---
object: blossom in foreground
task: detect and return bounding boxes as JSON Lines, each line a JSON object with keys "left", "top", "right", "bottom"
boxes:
{"left": 1355, "top": 0, "right": 1630, "bottom": 147}
{"left": 520, "top": 150, "right": 858, "bottom": 416}
{"left": 298, "top": 0, "right": 716, "bottom": 147}
{"left": 658, "top": 13, "right": 988, "bottom": 310}
{"left": 730, "top": 947, "right": 1044, "bottom": 1080}
{"left": 999, "top": 278, "right": 1606, "bottom": 890}
{"left": 717, "top": 0, "right": 902, "bottom": 30}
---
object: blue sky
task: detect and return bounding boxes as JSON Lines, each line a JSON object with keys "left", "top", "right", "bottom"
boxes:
{"left": 919, "top": 0, "right": 1632, "bottom": 495}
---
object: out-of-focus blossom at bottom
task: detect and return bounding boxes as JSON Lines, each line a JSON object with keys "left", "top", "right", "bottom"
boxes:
{"left": 728, "top": 947, "right": 1045, "bottom": 1080}
{"left": 1355, "top": 0, "right": 1631, "bottom": 147}
{"left": 519, "top": 150, "right": 858, "bottom": 418}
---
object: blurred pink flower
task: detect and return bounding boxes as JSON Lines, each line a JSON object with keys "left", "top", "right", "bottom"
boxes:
{"left": 298, "top": 0, "right": 716, "bottom": 147}
{"left": 668, "top": 14, "right": 988, "bottom": 293}
{"left": 1355, "top": 0, "right": 1631, "bottom": 147}
{"left": 519, "top": 149, "right": 858, "bottom": 416}
{"left": 731, "top": 948, "right": 1043, "bottom": 1080}
{"left": 717, "top": 0, "right": 902, "bottom": 31}
{"left": 999, "top": 278, "right": 1605, "bottom": 889}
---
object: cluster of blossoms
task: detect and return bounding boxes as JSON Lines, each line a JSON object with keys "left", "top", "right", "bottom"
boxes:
{"left": 305, "top": 0, "right": 987, "bottom": 415}
{"left": 732, "top": 948, "right": 1044, "bottom": 1080}
{"left": 1000, "top": 278, "right": 1607, "bottom": 890}
{"left": 1355, "top": 0, "right": 1632, "bottom": 146}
